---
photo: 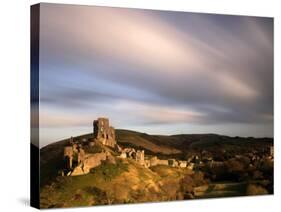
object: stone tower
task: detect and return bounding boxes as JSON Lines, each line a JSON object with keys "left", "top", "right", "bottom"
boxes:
{"left": 93, "top": 117, "right": 116, "bottom": 147}
{"left": 136, "top": 150, "right": 145, "bottom": 165}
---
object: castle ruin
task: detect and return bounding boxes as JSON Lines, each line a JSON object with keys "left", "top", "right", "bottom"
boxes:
{"left": 63, "top": 117, "right": 190, "bottom": 176}
{"left": 93, "top": 118, "right": 116, "bottom": 148}
{"left": 136, "top": 150, "right": 145, "bottom": 166}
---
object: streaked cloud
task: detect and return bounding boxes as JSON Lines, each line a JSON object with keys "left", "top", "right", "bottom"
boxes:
{"left": 37, "top": 4, "right": 273, "bottom": 146}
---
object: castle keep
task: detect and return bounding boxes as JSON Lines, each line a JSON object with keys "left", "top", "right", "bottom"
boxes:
{"left": 93, "top": 118, "right": 116, "bottom": 147}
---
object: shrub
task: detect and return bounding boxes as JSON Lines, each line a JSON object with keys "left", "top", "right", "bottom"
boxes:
{"left": 252, "top": 170, "right": 263, "bottom": 180}
{"left": 160, "top": 180, "right": 181, "bottom": 200}
{"left": 180, "top": 175, "right": 194, "bottom": 194}
{"left": 85, "top": 186, "right": 114, "bottom": 205}
{"left": 227, "top": 159, "right": 244, "bottom": 173}
{"left": 193, "top": 171, "right": 207, "bottom": 186}
{"left": 260, "top": 158, "right": 273, "bottom": 174}
{"left": 246, "top": 184, "right": 268, "bottom": 196}
{"left": 179, "top": 171, "right": 208, "bottom": 199}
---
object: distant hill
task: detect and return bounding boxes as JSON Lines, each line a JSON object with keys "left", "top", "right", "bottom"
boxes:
{"left": 115, "top": 129, "right": 272, "bottom": 155}
{"left": 115, "top": 129, "right": 181, "bottom": 155}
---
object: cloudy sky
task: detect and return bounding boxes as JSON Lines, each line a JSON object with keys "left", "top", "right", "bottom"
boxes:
{"left": 37, "top": 3, "right": 273, "bottom": 147}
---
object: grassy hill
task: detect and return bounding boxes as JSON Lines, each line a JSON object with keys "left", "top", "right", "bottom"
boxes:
{"left": 40, "top": 129, "right": 273, "bottom": 186}
{"left": 40, "top": 158, "right": 192, "bottom": 208}
{"left": 39, "top": 129, "right": 273, "bottom": 208}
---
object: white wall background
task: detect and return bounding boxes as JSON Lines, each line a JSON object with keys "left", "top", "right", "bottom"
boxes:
{"left": 0, "top": 0, "right": 279, "bottom": 211}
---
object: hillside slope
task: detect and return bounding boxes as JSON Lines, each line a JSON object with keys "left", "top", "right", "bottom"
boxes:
{"left": 40, "top": 159, "right": 192, "bottom": 208}
{"left": 115, "top": 129, "right": 181, "bottom": 155}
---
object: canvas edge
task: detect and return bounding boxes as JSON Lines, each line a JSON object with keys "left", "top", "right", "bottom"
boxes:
{"left": 30, "top": 3, "right": 40, "bottom": 209}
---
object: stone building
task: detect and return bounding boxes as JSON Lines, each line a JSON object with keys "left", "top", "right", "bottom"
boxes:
{"left": 178, "top": 160, "right": 187, "bottom": 168}
{"left": 122, "top": 148, "right": 136, "bottom": 158}
{"left": 187, "top": 163, "right": 194, "bottom": 170}
{"left": 93, "top": 118, "right": 116, "bottom": 147}
{"left": 157, "top": 159, "right": 169, "bottom": 166}
{"left": 150, "top": 156, "right": 158, "bottom": 167}
{"left": 136, "top": 150, "right": 145, "bottom": 165}
{"left": 77, "top": 147, "right": 85, "bottom": 164}
{"left": 119, "top": 152, "right": 127, "bottom": 159}
{"left": 168, "top": 159, "right": 178, "bottom": 167}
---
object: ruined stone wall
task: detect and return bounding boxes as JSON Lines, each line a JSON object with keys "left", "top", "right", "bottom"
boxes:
{"left": 168, "top": 159, "right": 179, "bottom": 167}
{"left": 119, "top": 152, "right": 127, "bottom": 159}
{"left": 84, "top": 153, "right": 107, "bottom": 168}
{"left": 150, "top": 156, "right": 158, "bottom": 166}
{"left": 71, "top": 152, "right": 107, "bottom": 176}
{"left": 148, "top": 156, "right": 169, "bottom": 167}
{"left": 178, "top": 160, "right": 187, "bottom": 168}
{"left": 77, "top": 148, "right": 85, "bottom": 164}
{"left": 157, "top": 159, "right": 169, "bottom": 166}
{"left": 109, "top": 127, "right": 115, "bottom": 141}
{"left": 187, "top": 163, "right": 194, "bottom": 170}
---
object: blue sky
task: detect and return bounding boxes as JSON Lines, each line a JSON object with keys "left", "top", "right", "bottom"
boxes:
{"left": 37, "top": 4, "right": 273, "bottom": 147}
